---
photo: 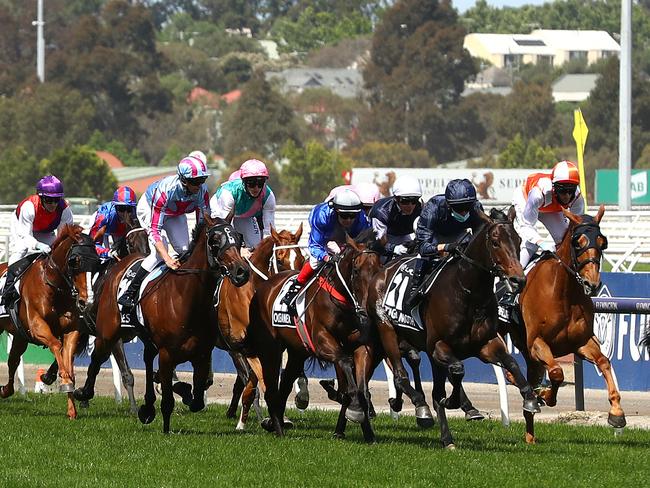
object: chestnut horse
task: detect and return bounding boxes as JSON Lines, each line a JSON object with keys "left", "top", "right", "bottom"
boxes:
{"left": 0, "top": 224, "right": 101, "bottom": 418}
{"left": 367, "top": 208, "right": 539, "bottom": 448}
{"left": 247, "top": 229, "right": 381, "bottom": 438}
{"left": 500, "top": 205, "right": 624, "bottom": 444}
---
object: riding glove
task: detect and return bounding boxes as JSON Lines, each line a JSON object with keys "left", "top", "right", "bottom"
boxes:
{"left": 393, "top": 244, "right": 408, "bottom": 255}
{"left": 34, "top": 242, "right": 51, "bottom": 253}
{"left": 537, "top": 241, "right": 555, "bottom": 252}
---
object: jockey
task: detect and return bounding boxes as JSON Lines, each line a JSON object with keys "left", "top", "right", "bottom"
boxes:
{"left": 118, "top": 155, "right": 211, "bottom": 311}
{"left": 210, "top": 159, "right": 276, "bottom": 250}
{"left": 2, "top": 175, "right": 74, "bottom": 305}
{"left": 406, "top": 178, "right": 484, "bottom": 310}
{"left": 89, "top": 186, "right": 138, "bottom": 259}
{"left": 513, "top": 160, "right": 584, "bottom": 268}
{"left": 498, "top": 161, "right": 585, "bottom": 316}
{"left": 281, "top": 189, "right": 371, "bottom": 308}
{"left": 326, "top": 182, "right": 381, "bottom": 216}
{"left": 369, "top": 176, "right": 422, "bottom": 260}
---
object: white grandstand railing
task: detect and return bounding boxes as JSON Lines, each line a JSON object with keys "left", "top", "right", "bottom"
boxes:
{"left": 2, "top": 206, "right": 650, "bottom": 271}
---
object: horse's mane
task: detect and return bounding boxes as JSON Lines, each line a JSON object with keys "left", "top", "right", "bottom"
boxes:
{"left": 51, "top": 224, "right": 82, "bottom": 250}
{"left": 354, "top": 228, "right": 377, "bottom": 245}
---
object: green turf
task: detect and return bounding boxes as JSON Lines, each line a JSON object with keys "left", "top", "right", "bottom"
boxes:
{"left": 0, "top": 395, "right": 647, "bottom": 487}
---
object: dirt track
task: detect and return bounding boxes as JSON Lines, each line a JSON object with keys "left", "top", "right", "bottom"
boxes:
{"left": 5, "top": 363, "right": 650, "bottom": 430}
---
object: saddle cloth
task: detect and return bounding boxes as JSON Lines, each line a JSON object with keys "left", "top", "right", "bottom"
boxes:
{"left": 271, "top": 277, "right": 307, "bottom": 329}
{"left": 382, "top": 257, "right": 452, "bottom": 332}
{"left": 116, "top": 258, "right": 165, "bottom": 328}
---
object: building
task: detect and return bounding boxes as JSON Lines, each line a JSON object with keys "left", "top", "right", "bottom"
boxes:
{"left": 464, "top": 30, "right": 620, "bottom": 69}
{"left": 266, "top": 68, "right": 363, "bottom": 99}
{"left": 551, "top": 73, "right": 600, "bottom": 102}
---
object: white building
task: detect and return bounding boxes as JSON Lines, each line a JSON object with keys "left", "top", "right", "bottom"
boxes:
{"left": 464, "top": 29, "right": 620, "bottom": 69}
{"left": 552, "top": 73, "right": 600, "bottom": 102}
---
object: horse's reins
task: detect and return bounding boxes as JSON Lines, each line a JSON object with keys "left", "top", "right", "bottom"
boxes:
{"left": 272, "top": 243, "right": 306, "bottom": 273}
{"left": 453, "top": 222, "right": 507, "bottom": 279}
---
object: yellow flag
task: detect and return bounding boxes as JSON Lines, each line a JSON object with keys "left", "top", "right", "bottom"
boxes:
{"left": 572, "top": 108, "right": 589, "bottom": 204}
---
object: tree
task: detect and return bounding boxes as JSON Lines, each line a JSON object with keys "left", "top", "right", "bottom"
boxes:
{"left": 42, "top": 145, "right": 117, "bottom": 200}
{"left": 221, "top": 72, "right": 301, "bottom": 160}
{"left": 497, "top": 134, "right": 556, "bottom": 169}
{"left": 0, "top": 146, "right": 42, "bottom": 204}
{"left": 87, "top": 131, "right": 147, "bottom": 167}
{"left": 361, "top": 0, "right": 478, "bottom": 162}
{"left": 281, "top": 140, "right": 347, "bottom": 204}
{"left": 344, "top": 141, "right": 435, "bottom": 168}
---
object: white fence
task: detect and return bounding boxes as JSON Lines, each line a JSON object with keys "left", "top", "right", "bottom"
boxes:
{"left": 2, "top": 206, "right": 650, "bottom": 271}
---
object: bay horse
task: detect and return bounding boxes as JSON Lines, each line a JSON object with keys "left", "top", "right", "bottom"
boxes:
{"left": 500, "top": 205, "right": 624, "bottom": 443}
{"left": 247, "top": 229, "right": 382, "bottom": 438}
{"left": 367, "top": 208, "right": 540, "bottom": 448}
{"left": 0, "top": 224, "right": 101, "bottom": 418}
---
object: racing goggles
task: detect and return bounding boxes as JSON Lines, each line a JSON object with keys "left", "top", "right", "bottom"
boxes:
{"left": 244, "top": 177, "right": 267, "bottom": 189}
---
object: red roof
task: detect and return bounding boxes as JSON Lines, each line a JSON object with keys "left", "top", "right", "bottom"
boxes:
{"left": 120, "top": 173, "right": 176, "bottom": 196}
{"left": 187, "top": 87, "right": 220, "bottom": 108}
{"left": 221, "top": 89, "right": 241, "bottom": 104}
{"left": 96, "top": 151, "right": 124, "bottom": 169}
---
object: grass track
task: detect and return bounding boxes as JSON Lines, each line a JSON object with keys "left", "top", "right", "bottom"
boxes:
{"left": 1, "top": 395, "right": 648, "bottom": 487}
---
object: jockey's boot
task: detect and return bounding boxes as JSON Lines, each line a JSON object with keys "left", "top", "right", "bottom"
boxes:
{"left": 118, "top": 266, "right": 148, "bottom": 311}
{"left": 1, "top": 267, "right": 17, "bottom": 307}
{"left": 404, "top": 258, "right": 427, "bottom": 311}
{"left": 281, "top": 280, "right": 303, "bottom": 310}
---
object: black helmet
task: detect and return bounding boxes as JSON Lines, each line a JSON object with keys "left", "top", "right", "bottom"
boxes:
{"left": 445, "top": 179, "right": 477, "bottom": 205}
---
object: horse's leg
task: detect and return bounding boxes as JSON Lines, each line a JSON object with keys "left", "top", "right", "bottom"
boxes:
{"left": 431, "top": 362, "right": 454, "bottom": 449}
{"left": 333, "top": 366, "right": 349, "bottom": 439}
{"left": 41, "top": 360, "right": 59, "bottom": 385}
{"left": 158, "top": 349, "right": 176, "bottom": 434}
{"left": 377, "top": 322, "right": 432, "bottom": 424}
{"left": 577, "top": 337, "right": 626, "bottom": 428}
{"left": 28, "top": 316, "right": 71, "bottom": 391}
{"left": 61, "top": 330, "right": 81, "bottom": 419}
{"left": 528, "top": 337, "right": 564, "bottom": 407}
{"left": 0, "top": 334, "right": 28, "bottom": 398}
{"left": 277, "top": 352, "right": 304, "bottom": 427}
{"left": 237, "top": 374, "right": 258, "bottom": 430}
{"left": 188, "top": 354, "right": 210, "bottom": 413}
{"left": 74, "top": 335, "right": 112, "bottom": 404}
{"left": 354, "top": 345, "right": 376, "bottom": 443}
{"left": 335, "top": 355, "right": 366, "bottom": 423}
{"left": 137, "top": 344, "right": 157, "bottom": 425}
{"left": 111, "top": 339, "right": 138, "bottom": 414}
{"left": 227, "top": 375, "right": 244, "bottom": 419}
{"left": 431, "top": 341, "right": 464, "bottom": 410}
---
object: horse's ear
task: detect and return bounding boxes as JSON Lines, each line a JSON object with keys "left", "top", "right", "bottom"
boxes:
{"left": 345, "top": 233, "right": 359, "bottom": 250}
{"left": 477, "top": 210, "right": 491, "bottom": 225}
{"left": 507, "top": 205, "right": 516, "bottom": 223}
{"left": 203, "top": 211, "right": 215, "bottom": 226}
{"left": 270, "top": 225, "right": 280, "bottom": 241}
{"left": 294, "top": 222, "right": 303, "bottom": 241}
{"left": 595, "top": 204, "right": 605, "bottom": 224}
{"left": 562, "top": 207, "right": 581, "bottom": 225}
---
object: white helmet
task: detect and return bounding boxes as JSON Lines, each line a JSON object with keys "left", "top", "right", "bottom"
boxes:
{"left": 189, "top": 150, "right": 207, "bottom": 166}
{"left": 392, "top": 176, "right": 422, "bottom": 197}
{"left": 354, "top": 182, "right": 381, "bottom": 206}
{"left": 330, "top": 189, "right": 362, "bottom": 213}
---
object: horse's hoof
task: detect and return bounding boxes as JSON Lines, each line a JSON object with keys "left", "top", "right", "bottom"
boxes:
{"left": 294, "top": 376, "right": 309, "bottom": 410}
{"left": 415, "top": 405, "right": 435, "bottom": 428}
{"left": 608, "top": 413, "right": 627, "bottom": 429}
{"left": 444, "top": 443, "right": 456, "bottom": 450}
{"left": 261, "top": 417, "right": 275, "bottom": 433}
{"left": 333, "top": 432, "right": 346, "bottom": 440}
{"left": 172, "top": 382, "right": 193, "bottom": 406}
{"left": 523, "top": 398, "right": 541, "bottom": 414}
{"left": 388, "top": 397, "right": 403, "bottom": 413}
{"left": 79, "top": 400, "right": 90, "bottom": 409}
{"left": 536, "top": 396, "right": 546, "bottom": 407}
{"left": 59, "top": 382, "right": 74, "bottom": 393}
{"left": 282, "top": 417, "right": 294, "bottom": 429}
{"left": 345, "top": 408, "right": 365, "bottom": 424}
{"left": 41, "top": 371, "right": 57, "bottom": 386}
{"left": 225, "top": 408, "right": 237, "bottom": 419}
{"left": 368, "top": 401, "right": 377, "bottom": 420}
{"left": 319, "top": 379, "right": 338, "bottom": 402}
{"left": 73, "top": 387, "right": 93, "bottom": 402}
{"left": 189, "top": 399, "right": 205, "bottom": 413}
{"left": 464, "top": 408, "right": 485, "bottom": 421}
{"left": 138, "top": 405, "right": 156, "bottom": 424}
{"left": 0, "top": 385, "right": 13, "bottom": 399}
{"left": 525, "top": 434, "right": 537, "bottom": 445}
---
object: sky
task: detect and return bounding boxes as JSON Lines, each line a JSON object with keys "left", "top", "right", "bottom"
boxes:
{"left": 454, "top": 0, "right": 549, "bottom": 14}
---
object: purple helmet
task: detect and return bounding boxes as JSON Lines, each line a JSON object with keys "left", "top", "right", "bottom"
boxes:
{"left": 36, "top": 175, "right": 64, "bottom": 198}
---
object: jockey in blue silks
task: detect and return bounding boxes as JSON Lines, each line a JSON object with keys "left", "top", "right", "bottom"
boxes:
{"left": 406, "top": 178, "right": 485, "bottom": 310}
{"left": 281, "top": 189, "right": 371, "bottom": 308}
{"left": 89, "top": 186, "right": 138, "bottom": 259}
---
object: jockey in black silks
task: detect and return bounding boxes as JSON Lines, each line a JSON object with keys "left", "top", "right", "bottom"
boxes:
{"left": 406, "top": 178, "right": 485, "bottom": 311}
{"left": 369, "top": 175, "right": 423, "bottom": 263}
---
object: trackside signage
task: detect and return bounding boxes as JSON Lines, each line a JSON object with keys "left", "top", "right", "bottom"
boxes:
{"left": 595, "top": 169, "right": 650, "bottom": 205}
{"left": 350, "top": 167, "right": 535, "bottom": 205}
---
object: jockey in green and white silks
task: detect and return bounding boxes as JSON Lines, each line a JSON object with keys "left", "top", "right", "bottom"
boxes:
{"left": 210, "top": 159, "right": 276, "bottom": 249}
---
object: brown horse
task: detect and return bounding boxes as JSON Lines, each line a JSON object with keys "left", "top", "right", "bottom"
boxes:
{"left": 367, "top": 208, "right": 539, "bottom": 448}
{"left": 247, "top": 229, "right": 381, "bottom": 437}
{"left": 0, "top": 224, "right": 101, "bottom": 418}
{"left": 501, "top": 205, "right": 624, "bottom": 444}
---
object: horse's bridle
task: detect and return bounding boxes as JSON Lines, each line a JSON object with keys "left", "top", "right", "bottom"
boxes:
{"left": 45, "top": 239, "right": 101, "bottom": 312}
{"left": 205, "top": 222, "right": 244, "bottom": 278}
{"left": 454, "top": 221, "right": 512, "bottom": 280}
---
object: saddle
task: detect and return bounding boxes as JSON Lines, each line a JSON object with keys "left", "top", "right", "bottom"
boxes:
{"left": 2, "top": 253, "right": 44, "bottom": 342}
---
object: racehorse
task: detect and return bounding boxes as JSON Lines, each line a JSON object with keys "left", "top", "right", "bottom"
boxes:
{"left": 247, "top": 229, "right": 382, "bottom": 438}
{"left": 367, "top": 208, "right": 539, "bottom": 448}
{"left": 42, "top": 222, "right": 150, "bottom": 413}
{"left": 0, "top": 224, "right": 101, "bottom": 419}
{"left": 84, "top": 215, "right": 248, "bottom": 433}
{"left": 500, "top": 205, "right": 624, "bottom": 443}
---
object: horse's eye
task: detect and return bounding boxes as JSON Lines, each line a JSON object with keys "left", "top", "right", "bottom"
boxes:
{"left": 491, "top": 240, "right": 499, "bottom": 248}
